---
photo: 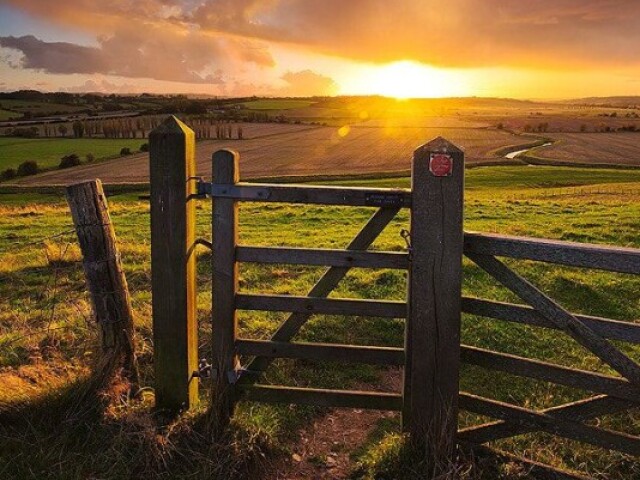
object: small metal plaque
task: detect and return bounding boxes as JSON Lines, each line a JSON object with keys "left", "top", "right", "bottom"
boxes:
{"left": 429, "top": 153, "right": 453, "bottom": 177}
{"left": 365, "top": 192, "right": 404, "bottom": 207}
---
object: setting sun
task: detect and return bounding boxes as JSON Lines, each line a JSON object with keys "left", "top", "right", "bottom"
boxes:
{"left": 349, "top": 60, "right": 471, "bottom": 99}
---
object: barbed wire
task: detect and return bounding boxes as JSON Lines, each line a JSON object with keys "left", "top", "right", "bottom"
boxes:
{"left": 0, "top": 232, "right": 87, "bottom": 355}
{"left": 0, "top": 228, "right": 76, "bottom": 254}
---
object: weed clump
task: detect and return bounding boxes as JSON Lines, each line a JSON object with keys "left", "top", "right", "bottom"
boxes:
{"left": 17, "top": 160, "right": 39, "bottom": 176}
{"left": 59, "top": 153, "right": 81, "bottom": 169}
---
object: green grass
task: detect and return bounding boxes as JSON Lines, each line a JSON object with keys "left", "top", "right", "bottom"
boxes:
{"left": 0, "top": 109, "right": 18, "bottom": 121}
{"left": 326, "top": 165, "right": 640, "bottom": 193}
{"left": 0, "top": 137, "right": 145, "bottom": 171}
{"left": 0, "top": 99, "right": 88, "bottom": 115}
{"left": 0, "top": 166, "right": 639, "bottom": 479}
{"left": 239, "top": 99, "right": 316, "bottom": 110}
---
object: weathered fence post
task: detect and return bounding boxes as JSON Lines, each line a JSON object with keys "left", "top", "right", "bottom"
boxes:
{"left": 403, "top": 137, "right": 464, "bottom": 464}
{"left": 149, "top": 116, "right": 198, "bottom": 412}
{"left": 66, "top": 179, "right": 139, "bottom": 385}
{"left": 211, "top": 149, "right": 240, "bottom": 433}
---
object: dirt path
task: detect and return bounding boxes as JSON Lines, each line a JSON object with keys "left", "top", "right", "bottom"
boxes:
{"left": 265, "top": 370, "right": 401, "bottom": 480}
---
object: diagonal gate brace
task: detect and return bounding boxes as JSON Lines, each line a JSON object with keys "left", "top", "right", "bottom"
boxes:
{"left": 466, "top": 252, "right": 640, "bottom": 386}
{"left": 239, "top": 206, "right": 401, "bottom": 384}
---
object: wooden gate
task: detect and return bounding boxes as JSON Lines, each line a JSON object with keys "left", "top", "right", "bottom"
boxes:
{"left": 149, "top": 116, "right": 640, "bottom": 473}
{"left": 149, "top": 116, "right": 464, "bottom": 457}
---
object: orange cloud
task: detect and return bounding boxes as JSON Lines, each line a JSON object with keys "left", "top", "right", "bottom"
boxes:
{"left": 1, "top": 0, "right": 639, "bottom": 93}
{"left": 187, "top": 0, "right": 640, "bottom": 69}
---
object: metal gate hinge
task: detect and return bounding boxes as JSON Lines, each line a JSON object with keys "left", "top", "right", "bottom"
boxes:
{"left": 195, "top": 177, "right": 211, "bottom": 198}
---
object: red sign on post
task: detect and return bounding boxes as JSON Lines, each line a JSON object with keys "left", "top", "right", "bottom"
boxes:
{"left": 429, "top": 153, "right": 453, "bottom": 177}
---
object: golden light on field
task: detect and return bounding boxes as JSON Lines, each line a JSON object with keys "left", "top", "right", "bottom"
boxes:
{"left": 338, "top": 125, "right": 351, "bottom": 137}
{"left": 350, "top": 60, "right": 471, "bottom": 99}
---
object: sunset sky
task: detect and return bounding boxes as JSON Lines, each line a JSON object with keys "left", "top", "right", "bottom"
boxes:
{"left": 0, "top": 0, "right": 639, "bottom": 99}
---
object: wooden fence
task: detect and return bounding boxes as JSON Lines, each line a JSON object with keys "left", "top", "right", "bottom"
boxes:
{"left": 149, "top": 116, "right": 640, "bottom": 472}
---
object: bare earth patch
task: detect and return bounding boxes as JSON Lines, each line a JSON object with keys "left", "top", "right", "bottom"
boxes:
{"left": 265, "top": 370, "right": 402, "bottom": 480}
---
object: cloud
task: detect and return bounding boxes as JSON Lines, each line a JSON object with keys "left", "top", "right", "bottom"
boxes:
{"left": 0, "top": 24, "right": 273, "bottom": 84}
{"left": 63, "top": 79, "right": 143, "bottom": 94}
{"left": 187, "top": 0, "right": 640, "bottom": 69}
{"left": 1, "top": 0, "right": 639, "bottom": 94}
{"left": 220, "top": 69, "right": 337, "bottom": 97}
{"left": 280, "top": 70, "right": 338, "bottom": 96}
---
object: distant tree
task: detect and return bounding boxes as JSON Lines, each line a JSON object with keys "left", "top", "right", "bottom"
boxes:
{"left": 72, "top": 121, "right": 85, "bottom": 138}
{"left": 59, "top": 154, "right": 81, "bottom": 169}
{"left": 17, "top": 160, "right": 38, "bottom": 176}
{"left": 8, "top": 126, "right": 39, "bottom": 138}
{"left": 58, "top": 124, "right": 68, "bottom": 137}
{"left": 0, "top": 168, "right": 17, "bottom": 181}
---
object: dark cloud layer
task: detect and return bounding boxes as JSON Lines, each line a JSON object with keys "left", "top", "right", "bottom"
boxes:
{"left": 0, "top": 24, "right": 273, "bottom": 83}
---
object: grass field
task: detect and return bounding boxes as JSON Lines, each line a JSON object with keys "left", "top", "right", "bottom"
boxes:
{"left": 1, "top": 165, "right": 639, "bottom": 479}
{"left": 0, "top": 137, "right": 145, "bottom": 171}
{"left": 0, "top": 99, "right": 88, "bottom": 116}
{"left": 0, "top": 109, "right": 17, "bottom": 121}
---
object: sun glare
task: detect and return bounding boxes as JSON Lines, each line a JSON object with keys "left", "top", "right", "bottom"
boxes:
{"left": 352, "top": 60, "right": 469, "bottom": 99}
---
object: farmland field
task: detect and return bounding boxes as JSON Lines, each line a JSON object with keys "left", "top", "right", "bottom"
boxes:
{"left": 10, "top": 124, "right": 533, "bottom": 185}
{"left": 1, "top": 166, "right": 639, "bottom": 479}
{"left": 0, "top": 123, "right": 319, "bottom": 174}
{"left": 239, "top": 99, "right": 317, "bottom": 110}
{"left": 531, "top": 132, "right": 640, "bottom": 166}
{"left": 0, "top": 137, "right": 145, "bottom": 171}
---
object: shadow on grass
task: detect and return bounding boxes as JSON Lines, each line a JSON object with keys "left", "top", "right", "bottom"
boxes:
{"left": 0, "top": 373, "right": 276, "bottom": 480}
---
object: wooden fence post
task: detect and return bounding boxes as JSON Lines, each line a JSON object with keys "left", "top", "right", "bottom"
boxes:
{"left": 149, "top": 116, "right": 198, "bottom": 412}
{"left": 211, "top": 149, "right": 240, "bottom": 433}
{"left": 403, "top": 137, "right": 464, "bottom": 463}
{"left": 66, "top": 179, "right": 139, "bottom": 385}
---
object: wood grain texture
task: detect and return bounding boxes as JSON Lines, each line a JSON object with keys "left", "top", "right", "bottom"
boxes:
{"left": 149, "top": 116, "right": 198, "bottom": 412}
{"left": 403, "top": 137, "right": 464, "bottom": 457}
{"left": 240, "top": 385, "right": 403, "bottom": 411}
{"left": 66, "top": 180, "right": 138, "bottom": 384}
{"left": 459, "top": 394, "right": 635, "bottom": 444}
{"left": 459, "top": 392, "right": 640, "bottom": 456}
{"left": 203, "top": 182, "right": 411, "bottom": 208}
{"left": 236, "top": 246, "right": 409, "bottom": 269}
{"left": 236, "top": 293, "right": 406, "bottom": 318}
{"left": 464, "top": 232, "right": 640, "bottom": 274}
{"left": 462, "top": 296, "right": 640, "bottom": 344}
{"left": 236, "top": 339, "right": 404, "bottom": 366}
{"left": 467, "top": 252, "right": 640, "bottom": 386}
{"left": 461, "top": 345, "right": 640, "bottom": 402}
{"left": 211, "top": 148, "right": 240, "bottom": 431}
